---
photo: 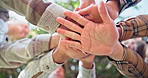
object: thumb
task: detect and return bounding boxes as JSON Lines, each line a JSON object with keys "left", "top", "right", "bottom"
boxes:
{"left": 98, "top": 1, "right": 112, "bottom": 22}
{"left": 74, "top": 7, "right": 80, "bottom": 12}
{"left": 77, "top": 4, "right": 95, "bottom": 16}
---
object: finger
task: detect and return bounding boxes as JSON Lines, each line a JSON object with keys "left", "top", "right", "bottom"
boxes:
{"left": 98, "top": 1, "right": 112, "bottom": 22}
{"left": 74, "top": 7, "right": 80, "bottom": 12}
{"left": 77, "top": 5, "right": 92, "bottom": 16}
{"left": 57, "top": 28, "right": 81, "bottom": 41}
{"left": 56, "top": 17, "right": 82, "bottom": 34}
{"left": 64, "top": 11, "right": 89, "bottom": 27}
{"left": 61, "top": 39, "right": 82, "bottom": 50}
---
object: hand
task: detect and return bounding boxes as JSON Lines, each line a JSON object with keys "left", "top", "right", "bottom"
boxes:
{"left": 52, "top": 38, "right": 88, "bottom": 64}
{"left": 79, "top": 0, "right": 95, "bottom": 9}
{"left": 77, "top": 4, "right": 102, "bottom": 23}
{"left": 77, "top": 1, "right": 120, "bottom": 23}
{"left": 56, "top": 1, "right": 119, "bottom": 55}
{"left": 7, "top": 21, "right": 29, "bottom": 39}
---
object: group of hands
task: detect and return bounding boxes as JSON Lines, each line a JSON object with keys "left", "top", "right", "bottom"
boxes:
{"left": 52, "top": 0, "right": 123, "bottom": 69}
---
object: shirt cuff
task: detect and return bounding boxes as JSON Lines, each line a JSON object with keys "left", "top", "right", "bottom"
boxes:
{"left": 27, "top": 34, "right": 51, "bottom": 57}
{"left": 77, "top": 61, "right": 96, "bottom": 78}
{"left": 37, "top": 3, "right": 68, "bottom": 34}
{"left": 39, "top": 49, "right": 62, "bottom": 73}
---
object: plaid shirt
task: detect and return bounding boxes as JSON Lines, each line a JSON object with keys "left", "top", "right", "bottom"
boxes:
{"left": 107, "top": 0, "right": 142, "bottom": 13}
{"left": 109, "top": 15, "right": 148, "bottom": 78}
{"left": 0, "top": 0, "right": 95, "bottom": 78}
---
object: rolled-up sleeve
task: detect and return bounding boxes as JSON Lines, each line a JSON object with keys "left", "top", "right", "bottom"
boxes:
{"left": 108, "top": 44, "right": 148, "bottom": 78}
{"left": 118, "top": 15, "right": 148, "bottom": 41}
{"left": 107, "top": 0, "right": 142, "bottom": 13}
{"left": 0, "top": 0, "right": 67, "bottom": 33}
{"left": 18, "top": 49, "right": 62, "bottom": 78}
{"left": 77, "top": 61, "right": 96, "bottom": 78}
{"left": 0, "top": 34, "right": 51, "bottom": 68}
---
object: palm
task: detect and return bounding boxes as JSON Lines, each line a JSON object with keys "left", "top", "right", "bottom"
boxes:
{"left": 80, "top": 20, "right": 118, "bottom": 55}
{"left": 56, "top": 2, "right": 119, "bottom": 55}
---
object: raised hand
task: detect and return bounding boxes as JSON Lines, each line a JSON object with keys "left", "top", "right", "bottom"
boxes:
{"left": 56, "top": 1, "right": 119, "bottom": 55}
{"left": 77, "top": 1, "right": 120, "bottom": 23}
{"left": 79, "top": 0, "right": 95, "bottom": 9}
{"left": 53, "top": 38, "right": 93, "bottom": 64}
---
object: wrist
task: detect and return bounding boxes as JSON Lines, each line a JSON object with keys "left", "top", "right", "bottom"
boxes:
{"left": 49, "top": 34, "right": 60, "bottom": 50}
{"left": 52, "top": 48, "right": 69, "bottom": 64}
{"left": 108, "top": 41, "right": 124, "bottom": 61}
{"left": 81, "top": 61, "right": 93, "bottom": 69}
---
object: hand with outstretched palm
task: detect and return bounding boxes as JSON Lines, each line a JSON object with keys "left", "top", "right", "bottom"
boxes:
{"left": 56, "top": 1, "right": 119, "bottom": 55}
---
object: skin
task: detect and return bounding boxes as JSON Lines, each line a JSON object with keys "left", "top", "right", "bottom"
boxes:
{"left": 77, "top": 0, "right": 120, "bottom": 23}
{"left": 52, "top": 38, "right": 95, "bottom": 68}
{"left": 56, "top": 1, "right": 124, "bottom": 61}
{"left": 56, "top": 1, "right": 119, "bottom": 55}
{"left": 7, "top": 21, "right": 29, "bottom": 40}
{"left": 79, "top": 0, "right": 95, "bottom": 9}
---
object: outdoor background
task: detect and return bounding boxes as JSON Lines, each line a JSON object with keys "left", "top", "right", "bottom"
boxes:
{"left": 0, "top": 0, "right": 148, "bottom": 78}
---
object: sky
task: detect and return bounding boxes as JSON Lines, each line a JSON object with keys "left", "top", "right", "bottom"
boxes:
{"left": 9, "top": 0, "right": 148, "bottom": 24}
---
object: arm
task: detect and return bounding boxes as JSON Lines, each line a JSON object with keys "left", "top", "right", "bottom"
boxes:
{"left": 0, "top": 34, "right": 60, "bottom": 68}
{"left": 108, "top": 15, "right": 148, "bottom": 77}
{"left": 106, "top": 0, "right": 142, "bottom": 13}
{"left": 0, "top": 0, "right": 68, "bottom": 33}
{"left": 117, "top": 15, "right": 148, "bottom": 41}
{"left": 108, "top": 43, "right": 148, "bottom": 78}
{"left": 19, "top": 38, "right": 93, "bottom": 78}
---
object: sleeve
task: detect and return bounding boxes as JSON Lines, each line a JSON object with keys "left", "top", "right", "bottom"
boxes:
{"left": 77, "top": 61, "right": 96, "bottom": 78}
{"left": 118, "top": 15, "right": 148, "bottom": 41}
{"left": 106, "top": 0, "right": 142, "bottom": 13}
{"left": 0, "top": 18, "right": 8, "bottom": 43}
{"left": 18, "top": 50, "right": 62, "bottom": 78}
{"left": 108, "top": 44, "right": 148, "bottom": 78}
{"left": 0, "top": 34, "right": 51, "bottom": 68}
{"left": 0, "top": 0, "right": 68, "bottom": 33}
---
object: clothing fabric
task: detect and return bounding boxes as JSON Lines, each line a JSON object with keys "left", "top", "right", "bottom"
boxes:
{"left": 0, "top": 0, "right": 95, "bottom": 78}
{"left": 0, "top": 34, "right": 51, "bottom": 68}
{"left": 0, "top": 18, "right": 8, "bottom": 43}
{"left": 109, "top": 15, "right": 148, "bottom": 78}
{"left": 0, "top": 0, "right": 67, "bottom": 33}
{"left": 77, "top": 61, "right": 96, "bottom": 78}
{"left": 107, "top": 0, "right": 142, "bottom": 13}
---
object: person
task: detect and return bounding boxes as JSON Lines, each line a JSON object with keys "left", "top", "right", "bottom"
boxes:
{"left": 7, "top": 20, "right": 29, "bottom": 40}
{"left": 56, "top": 1, "right": 148, "bottom": 78}
{"left": 0, "top": 0, "right": 142, "bottom": 77}
{"left": 0, "top": 0, "right": 97, "bottom": 78}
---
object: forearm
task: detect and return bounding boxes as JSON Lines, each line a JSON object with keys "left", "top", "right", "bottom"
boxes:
{"left": 118, "top": 15, "right": 148, "bottom": 41}
{"left": 49, "top": 34, "right": 60, "bottom": 50}
{"left": 108, "top": 44, "right": 148, "bottom": 78}
{"left": 0, "top": 34, "right": 51, "bottom": 68}
{"left": 106, "top": 0, "right": 142, "bottom": 13}
{"left": 18, "top": 50, "right": 62, "bottom": 78}
{"left": 0, "top": 0, "right": 67, "bottom": 33}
